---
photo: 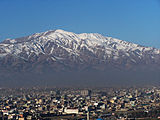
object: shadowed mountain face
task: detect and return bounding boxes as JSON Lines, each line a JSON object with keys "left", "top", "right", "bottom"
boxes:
{"left": 0, "top": 29, "right": 160, "bottom": 87}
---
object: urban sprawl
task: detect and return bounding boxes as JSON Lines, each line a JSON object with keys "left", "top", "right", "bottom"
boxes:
{"left": 0, "top": 87, "right": 160, "bottom": 120}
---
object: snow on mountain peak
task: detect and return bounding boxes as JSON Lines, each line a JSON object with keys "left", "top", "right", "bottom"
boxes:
{"left": 55, "top": 29, "right": 70, "bottom": 33}
{"left": 0, "top": 29, "right": 160, "bottom": 64}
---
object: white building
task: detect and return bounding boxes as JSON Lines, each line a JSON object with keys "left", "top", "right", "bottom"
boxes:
{"left": 64, "top": 108, "right": 79, "bottom": 114}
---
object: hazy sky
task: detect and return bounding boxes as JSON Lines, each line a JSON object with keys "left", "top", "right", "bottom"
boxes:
{"left": 0, "top": 0, "right": 160, "bottom": 48}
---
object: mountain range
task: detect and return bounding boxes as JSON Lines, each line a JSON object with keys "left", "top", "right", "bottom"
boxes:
{"left": 0, "top": 29, "right": 160, "bottom": 87}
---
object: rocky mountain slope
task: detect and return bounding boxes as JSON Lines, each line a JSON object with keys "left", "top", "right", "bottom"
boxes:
{"left": 0, "top": 29, "right": 160, "bottom": 72}
{"left": 0, "top": 29, "right": 160, "bottom": 86}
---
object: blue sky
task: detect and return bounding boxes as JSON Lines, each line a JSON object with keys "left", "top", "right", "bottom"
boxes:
{"left": 0, "top": 0, "right": 160, "bottom": 48}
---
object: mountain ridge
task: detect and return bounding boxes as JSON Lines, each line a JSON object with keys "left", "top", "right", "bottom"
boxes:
{"left": 0, "top": 29, "right": 160, "bottom": 87}
{"left": 0, "top": 29, "right": 160, "bottom": 71}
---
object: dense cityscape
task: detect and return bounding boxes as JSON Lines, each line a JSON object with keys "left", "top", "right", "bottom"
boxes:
{"left": 0, "top": 86, "right": 160, "bottom": 120}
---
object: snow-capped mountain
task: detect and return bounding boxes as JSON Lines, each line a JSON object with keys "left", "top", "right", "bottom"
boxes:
{"left": 0, "top": 29, "right": 160, "bottom": 72}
